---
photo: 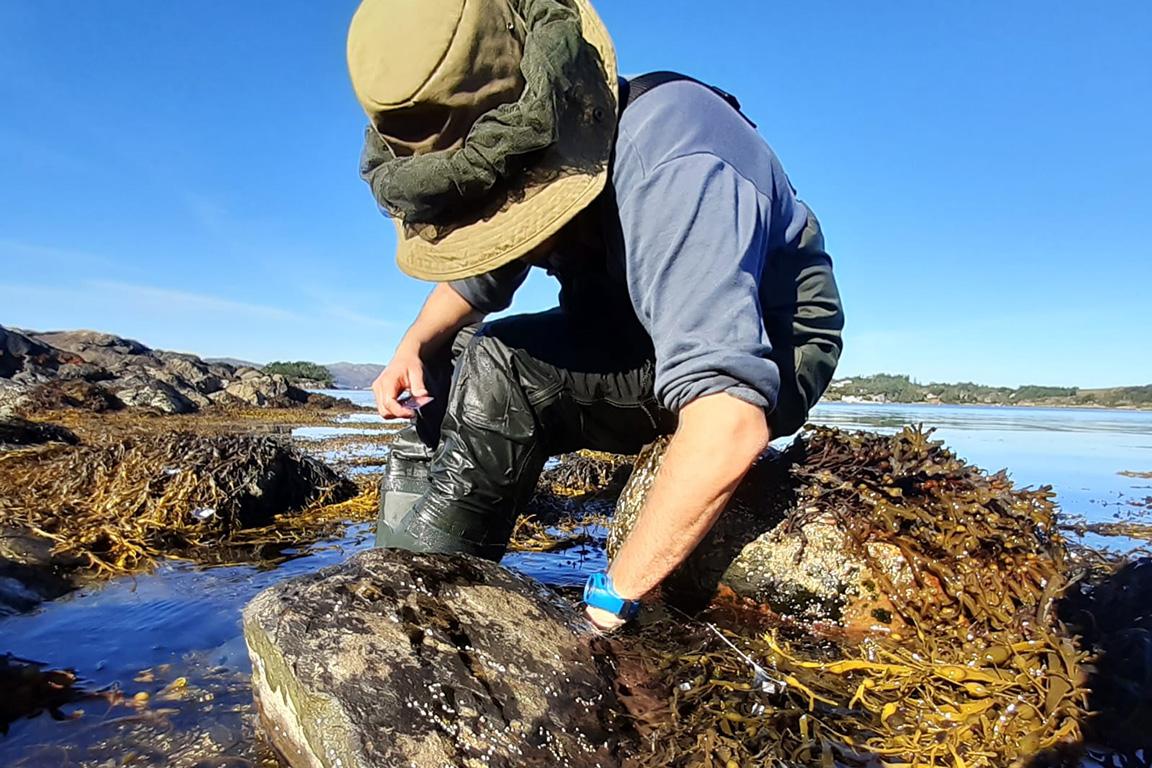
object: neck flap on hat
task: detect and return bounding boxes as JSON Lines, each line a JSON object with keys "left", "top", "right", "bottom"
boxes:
{"left": 359, "top": 0, "right": 614, "bottom": 238}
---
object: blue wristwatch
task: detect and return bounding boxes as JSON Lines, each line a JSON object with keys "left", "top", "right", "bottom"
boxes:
{"left": 583, "top": 572, "right": 641, "bottom": 620}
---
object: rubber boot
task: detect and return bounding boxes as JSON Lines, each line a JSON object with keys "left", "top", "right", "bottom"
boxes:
{"left": 375, "top": 427, "right": 432, "bottom": 549}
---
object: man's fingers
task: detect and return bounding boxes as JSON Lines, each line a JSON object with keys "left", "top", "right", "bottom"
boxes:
{"left": 381, "top": 393, "right": 415, "bottom": 419}
{"left": 407, "top": 363, "right": 427, "bottom": 398}
{"left": 372, "top": 381, "right": 393, "bottom": 420}
{"left": 373, "top": 372, "right": 412, "bottom": 420}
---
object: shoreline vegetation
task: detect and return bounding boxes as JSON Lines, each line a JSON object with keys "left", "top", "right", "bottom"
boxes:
{"left": 822, "top": 373, "right": 1152, "bottom": 410}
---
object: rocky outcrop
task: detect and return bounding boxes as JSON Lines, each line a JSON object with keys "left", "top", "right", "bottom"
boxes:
{"left": 611, "top": 438, "right": 913, "bottom": 627}
{"left": 0, "top": 559, "right": 73, "bottom": 617}
{"left": 0, "top": 327, "right": 65, "bottom": 379}
{"left": 0, "top": 431, "right": 358, "bottom": 614}
{"left": 244, "top": 548, "right": 621, "bottom": 768}
{"left": 610, "top": 428, "right": 1058, "bottom": 634}
{"left": 225, "top": 374, "right": 289, "bottom": 406}
{"left": 0, "top": 324, "right": 321, "bottom": 415}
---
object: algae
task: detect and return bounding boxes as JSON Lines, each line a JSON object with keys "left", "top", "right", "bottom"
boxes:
{"left": 617, "top": 426, "right": 1096, "bottom": 768}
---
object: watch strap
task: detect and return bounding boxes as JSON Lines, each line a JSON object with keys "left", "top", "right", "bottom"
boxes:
{"left": 583, "top": 572, "right": 641, "bottom": 620}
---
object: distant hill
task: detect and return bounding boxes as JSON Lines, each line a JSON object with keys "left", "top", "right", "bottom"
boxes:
{"left": 324, "top": 362, "right": 386, "bottom": 390}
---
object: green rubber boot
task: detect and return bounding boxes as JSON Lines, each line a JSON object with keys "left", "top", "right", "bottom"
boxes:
{"left": 375, "top": 427, "right": 432, "bottom": 549}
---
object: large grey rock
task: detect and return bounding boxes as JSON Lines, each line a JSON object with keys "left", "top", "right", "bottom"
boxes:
{"left": 225, "top": 374, "right": 289, "bottom": 406}
{"left": 1, "top": 324, "right": 323, "bottom": 415}
{"left": 113, "top": 377, "right": 197, "bottom": 414}
{"left": 158, "top": 352, "right": 225, "bottom": 394}
{"left": 31, "top": 329, "right": 150, "bottom": 359}
{"left": 244, "top": 549, "right": 620, "bottom": 768}
{"left": 609, "top": 438, "right": 914, "bottom": 629}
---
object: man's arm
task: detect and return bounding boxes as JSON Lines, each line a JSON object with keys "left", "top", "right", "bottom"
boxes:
{"left": 590, "top": 133, "right": 797, "bottom": 626}
{"left": 586, "top": 393, "right": 769, "bottom": 629}
{"left": 373, "top": 283, "right": 484, "bottom": 419}
{"left": 374, "top": 260, "right": 529, "bottom": 419}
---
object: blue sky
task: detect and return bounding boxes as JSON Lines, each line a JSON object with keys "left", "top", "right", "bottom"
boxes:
{"left": 1, "top": 1, "right": 1149, "bottom": 387}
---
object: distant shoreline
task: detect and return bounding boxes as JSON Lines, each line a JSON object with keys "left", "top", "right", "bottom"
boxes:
{"left": 321, "top": 388, "right": 1152, "bottom": 414}
{"left": 820, "top": 398, "right": 1152, "bottom": 413}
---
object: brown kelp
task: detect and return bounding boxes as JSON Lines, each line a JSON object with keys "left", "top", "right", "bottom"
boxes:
{"left": 620, "top": 426, "right": 1090, "bottom": 768}
{"left": 0, "top": 431, "right": 357, "bottom": 575}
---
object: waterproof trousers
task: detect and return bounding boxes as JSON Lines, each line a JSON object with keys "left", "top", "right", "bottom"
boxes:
{"left": 381, "top": 213, "right": 844, "bottom": 561}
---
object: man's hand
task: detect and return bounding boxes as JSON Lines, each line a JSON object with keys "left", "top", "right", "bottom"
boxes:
{"left": 372, "top": 283, "right": 486, "bottom": 421}
{"left": 373, "top": 346, "right": 427, "bottom": 419}
{"left": 584, "top": 605, "right": 626, "bottom": 633}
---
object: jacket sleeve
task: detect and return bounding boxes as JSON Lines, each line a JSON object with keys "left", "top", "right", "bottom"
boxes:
{"left": 448, "top": 260, "right": 530, "bottom": 314}
{"left": 617, "top": 152, "right": 781, "bottom": 414}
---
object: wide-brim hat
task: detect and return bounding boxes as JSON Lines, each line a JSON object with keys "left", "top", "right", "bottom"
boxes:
{"left": 348, "top": 0, "right": 617, "bottom": 281}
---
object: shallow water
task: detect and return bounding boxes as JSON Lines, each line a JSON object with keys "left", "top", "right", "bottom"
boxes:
{"left": 1, "top": 395, "right": 1149, "bottom": 765}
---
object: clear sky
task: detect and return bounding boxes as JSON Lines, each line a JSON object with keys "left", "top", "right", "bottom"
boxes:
{"left": 1, "top": 1, "right": 1149, "bottom": 387}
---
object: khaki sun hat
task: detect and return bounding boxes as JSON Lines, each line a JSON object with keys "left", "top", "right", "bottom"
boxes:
{"left": 348, "top": 0, "right": 618, "bottom": 281}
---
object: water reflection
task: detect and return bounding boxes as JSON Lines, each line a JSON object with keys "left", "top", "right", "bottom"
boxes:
{"left": 809, "top": 403, "right": 1152, "bottom": 526}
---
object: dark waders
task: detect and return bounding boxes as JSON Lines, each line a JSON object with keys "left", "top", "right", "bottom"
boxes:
{"left": 376, "top": 211, "right": 844, "bottom": 561}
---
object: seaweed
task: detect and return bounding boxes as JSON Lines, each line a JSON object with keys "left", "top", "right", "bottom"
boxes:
{"left": 619, "top": 426, "right": 1094, "bottom": 768}
{"left": 0, "top": 430, "right": 361, "bottom": 576}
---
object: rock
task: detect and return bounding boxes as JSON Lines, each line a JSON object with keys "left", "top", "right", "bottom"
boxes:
{"left": 27, "top": 329, "right": 158, "bottom": 375}
{"left": 302, "top": 391, "right": 357, "bottom": 410}
{"left": 21, "top": 379, "right": 123, "bottom": 414}
{"left": 55, "top": 361, "right": 113, "bottom": 382}
{"left": 2, "top": 324, "right": 320, "bottom": 415}
{"left": 1059, "top": 556, "right": 1152, "bottom": 752}
{"left": 224, "top": 374, "right": 289, "bottom": 406}
{"left": 31, "top": 329, "right": 150, "bottom": 361}
{"left": 0, "top": 525, "right": 81, "bottom": 616}
{"left": 206, "top": 390, "right": 243, "bottom": 407}
{"left": 0, "top": 558, "right": 73, "bottom": 616}
{"left": 540, "top": 451, "right": 634, "bottom": 497}
{"left": 0, "top": 655, "right": 92, "bottom": 729}
{"left": 0, "top": 327, "right": 62, "bottom": 377}
{"left": 113, "top": 377, "right": 197, "bottom": 415}
{"left": 158, "top": 353, "right": 224, "bottom": 394}
{"left": 0, "top": 379, "right": 31, "bottom": 415}
{"left": 609, "top": 438, "right": 917, "bottom": 629}
{"left": 244, "top": 549, "right": 621, "bottom": 768}
{"left": 0, "top": 416, "right": 79, "bottom": 449}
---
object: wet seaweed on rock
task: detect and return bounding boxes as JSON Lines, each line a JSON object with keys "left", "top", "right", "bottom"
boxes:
{"left": 621, "top": 426, "right": 1093, "bottom": 768}
{"left": 0, "top": 431, "right": 358, "bottom": 575}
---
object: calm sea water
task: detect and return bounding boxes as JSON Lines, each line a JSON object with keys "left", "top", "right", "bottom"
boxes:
{"left": 1, "top": 397, "right": 1148, "bottom": 765}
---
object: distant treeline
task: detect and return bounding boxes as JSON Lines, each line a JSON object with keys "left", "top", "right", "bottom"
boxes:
{"left": 263, "top": 361, "right": 334, "bottom": 387}
{"left": 825, "top": 374, "right": 1152, "bottom": 409}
